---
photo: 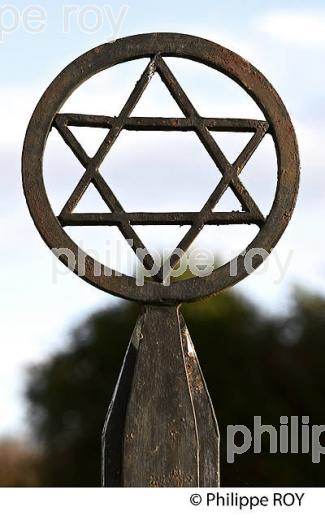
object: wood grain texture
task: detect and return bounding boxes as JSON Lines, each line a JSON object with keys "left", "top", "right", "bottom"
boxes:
{"left": 102, "top": 316, "right": 143, "bottom": 486}
{"left": 102, "top": 305, "right": 220, "bottom": 487}
{"left": 123, "top": 305, "right": 198, "bottom": 486}
{"left": 180, "top": 314, "right": 220, "bottom": 486}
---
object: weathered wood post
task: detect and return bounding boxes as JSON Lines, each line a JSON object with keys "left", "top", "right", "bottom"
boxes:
{"left": 102, "top": 306, "right": 220, "bottom": 486}
{"left": 22, "top": 33, "right": 299, "bottom": 487}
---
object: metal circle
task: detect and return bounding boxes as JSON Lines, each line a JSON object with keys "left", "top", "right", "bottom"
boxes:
{"left": 22, "top": 33, "right": 299, "bottom": 304}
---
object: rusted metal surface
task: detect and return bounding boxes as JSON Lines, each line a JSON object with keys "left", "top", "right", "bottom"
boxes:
{"left": 22, "top": 32, "right": 300, "bottom": 304}
{"left": 22, "top": 33, "right": 299, "bottom": 488}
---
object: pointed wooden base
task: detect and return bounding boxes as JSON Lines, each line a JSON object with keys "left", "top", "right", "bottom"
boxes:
{"left": 102, "top": 305, "right": 220, "bottom": 487}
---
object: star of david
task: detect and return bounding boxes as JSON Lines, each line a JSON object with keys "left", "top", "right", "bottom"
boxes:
{"left": 53, "top": 54, "right": 269, "bottom": 283}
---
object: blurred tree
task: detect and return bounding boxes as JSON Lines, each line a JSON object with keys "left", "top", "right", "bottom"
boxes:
{"left": 0, "top": 438, "right": 42, "bottom": 486}
{"left": 25, "top": 288, "right": 325, "bottom": 486}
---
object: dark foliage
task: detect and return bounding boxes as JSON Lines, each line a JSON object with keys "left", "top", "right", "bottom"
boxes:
{"left": 26, "top": 289, "right": 325, "bottom": 486}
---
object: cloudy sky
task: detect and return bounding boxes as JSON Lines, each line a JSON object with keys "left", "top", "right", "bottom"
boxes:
{"left": 1, "top": 0, "right": 325, "bottom": 435}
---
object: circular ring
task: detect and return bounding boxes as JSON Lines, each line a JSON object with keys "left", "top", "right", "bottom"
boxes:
{"left": 22, "top": 33, "right": 299, "bottom": 304}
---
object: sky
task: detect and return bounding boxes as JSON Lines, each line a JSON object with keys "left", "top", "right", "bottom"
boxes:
{"left": 1, "top": 0, "right": 325, "bottom": 436}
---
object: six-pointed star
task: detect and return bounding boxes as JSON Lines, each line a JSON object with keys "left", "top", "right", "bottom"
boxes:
{"left": 53, "top": 54, "right": 269, "bottom": 282}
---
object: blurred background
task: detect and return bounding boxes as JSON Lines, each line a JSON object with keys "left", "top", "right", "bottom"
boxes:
{"left": 1, "top": 0, "right": 325, "bottom": 486}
